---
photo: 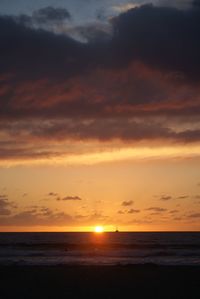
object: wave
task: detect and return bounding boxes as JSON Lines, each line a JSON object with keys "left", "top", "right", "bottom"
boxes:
{"left": 0, "top": 232, "right": 200, "bottom": 266}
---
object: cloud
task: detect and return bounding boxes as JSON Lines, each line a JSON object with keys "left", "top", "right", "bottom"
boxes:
{"left": 2, "top": 118, "right": 200, "bottom": 146}
{"left": 0, "top": 206, "right": 73, "bottom": 226}
{"left": 16, "top": 6, "right": 71, "bottom": 33}
{"left": 193, "top": 0, "right": 200, "bottom": 7}
{"left": 0, "top": 17, "right": 88, "bottom": 82}
{"left": 0, "top": 204, "right": 109, "bottom": 227}
{"left": 146, "top": 207, "right": 167, "bottom": 212}
{"left": 48, "top": 192, "right": 58, "bottom": 197}
{"left": 122, "top": 200, "right": 134, "bottom": 206}
{"left": 118, "top": 208, "right": 140, "bottom": 214}
{"left": 0, "top": 194, "right": 8, "bottom": 200}
{"left": 173, "top": 217, "right": 182, "bottom": 221}
{"left": 0, "top": 197, "right": 13, "bottom": 216}
{"left": 75, "top": 211, "right": 109, "bottom": 223}
{"left": 112, "top": 4, "right": 200, "bottom": 82}
{"left": 0, "top": 210, "right": 107, "bottom": 226}
{"left": 177, "top": 195, "right": 189, "bottom": 199}
{"left": 169, "top": 209, "right": 179, "bottom": 214}
{"left": 0, "top": 3, "right": 200, "bottom": 164}
{"left": 128, "top": 218, "right": 153, "bottom": 225}
{"left": 188, "top": 212, "right": 200, "bottom": 218}
{"left": 81, "top": 211, "right": 108, "bottom": 223}
{"left": 66, "top": 22, "right": 112, "bottom": 43}
{"left": 112, "top": 3, "right": 139, "bottom": 13}
{"left": 57, "top": 196, "right": 82, "bottom": 201}
{"left": 160, "top": 195, "right": 172, "bottom": 201}
{"left": 128, "top": 209, "right": 140, "bottom": 214}
{"left": 155, "top": 0, "right": 191, "bottom": 9}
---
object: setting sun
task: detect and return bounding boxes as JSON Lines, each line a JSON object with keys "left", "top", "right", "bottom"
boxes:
{"left": 94, "top": 226, "right": 104, "bottom": 233}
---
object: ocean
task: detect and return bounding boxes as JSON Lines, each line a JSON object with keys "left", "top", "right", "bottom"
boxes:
{"left": 0, "top": 232, "right": 200, "bottom": 266}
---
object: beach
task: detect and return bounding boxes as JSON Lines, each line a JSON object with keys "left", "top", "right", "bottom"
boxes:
{"left": 0, "top": 265, "right": 200, "bottom": 298}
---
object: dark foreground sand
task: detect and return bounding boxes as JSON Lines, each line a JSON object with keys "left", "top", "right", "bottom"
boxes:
{"left": 0, "top": 265, "right": 200, "bottom": 299}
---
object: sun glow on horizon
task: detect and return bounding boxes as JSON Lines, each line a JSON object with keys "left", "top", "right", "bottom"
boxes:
{"left": 94, "top": 226, "right": 104, "bottom": 233}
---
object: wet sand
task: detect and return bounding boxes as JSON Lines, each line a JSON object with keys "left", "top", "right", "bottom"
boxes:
{"left": 0, "top": 265, "right": 200, "bottom": 298}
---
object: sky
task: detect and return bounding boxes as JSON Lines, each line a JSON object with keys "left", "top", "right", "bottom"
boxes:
{"left": 0, "top": 0, "right": 200, "bottom": 232}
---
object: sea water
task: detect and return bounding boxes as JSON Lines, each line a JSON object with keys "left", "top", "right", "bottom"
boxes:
{"left": 0, "top": 232, "right": 200, "bottom": 266}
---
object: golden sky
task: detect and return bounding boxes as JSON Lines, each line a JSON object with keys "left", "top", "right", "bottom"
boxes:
{"left": 1, "top": 152, "right": 200, "bottom": 231}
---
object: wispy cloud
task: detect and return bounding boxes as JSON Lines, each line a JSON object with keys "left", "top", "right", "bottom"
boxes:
{"left": 48, "top": 192, "right": 58, "bottom": 197}
{"left": 57, "top": 196, "right": 82, "bottom": 201}
{"left": 112, "top": 3, "right": 139, "bottom": 13}
{"left": 0, "top": 197, "right": 17, "bottom": 216}
{"left": 169, "top": 209, "right": 179, "bottom": 214}
{"left": 121, "top": 200, "right": 134, "bottom": 207}
{"left": 177, "top": 195, "right": 189, "bottom": 199}
{"left": 146, "top": 207, "right": 167, "bottom": 212}
{"left": 160, "top": 195, "right": 172, "bottom": 201}
{"left": 188, "top": 213, "right": 200, "bottom": 218}
{"left": 127, "top": 209, "right": 140, "bottom": 214}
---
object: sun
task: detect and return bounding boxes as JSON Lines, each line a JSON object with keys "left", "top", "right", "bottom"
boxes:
{"left": 94, "top": 226, "right": 104, "bottom": 233}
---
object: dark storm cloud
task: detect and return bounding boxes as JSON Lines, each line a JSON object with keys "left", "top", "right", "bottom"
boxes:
{"left": 0, "top": 5, "right": 200, "bottom": 119}
{"left": 0, "top": 3, "right": 200, "bottom": 161}
{"left": 112, "top": 4, "right": 200, "bottom": 81}
{"left": 193, "top": 0, "right": 200, "bottom": 7}
{"left": 1, "top": 4, "right": 200, "bottom": 108}
{"left": 122, "top": 200, "right": 134, "bottom": 206}
{"left": 0, "top": 15, "right": 90, "bottom": 82}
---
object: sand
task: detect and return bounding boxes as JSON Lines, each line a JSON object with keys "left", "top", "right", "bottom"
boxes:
{"left": 0, "top": 265, "right": 200, "bottom": 298}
